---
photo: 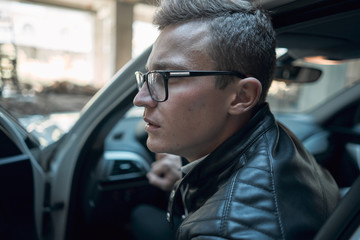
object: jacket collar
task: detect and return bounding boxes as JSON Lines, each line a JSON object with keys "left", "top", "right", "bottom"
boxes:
{"left": 167, "top": 103, "right": 276, "bottom": 225}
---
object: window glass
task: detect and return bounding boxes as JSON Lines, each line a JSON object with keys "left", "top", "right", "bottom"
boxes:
{"left": 268, "top": 58, "right": 360, "bottom": 113}
{"left": 0, "top": 1, "right": 157, "bottom": 146}
{"left": 0, "top": 3, "right": 96, "bottom": 118}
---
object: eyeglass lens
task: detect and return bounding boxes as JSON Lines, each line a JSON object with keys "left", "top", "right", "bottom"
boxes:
{"left": 147, "top": 72, "right": 166, "bottom": 101}
{"left": 135, "top": 71, "right": 166, "bottom": 101}
{"left": 135, "top": 72, "right": 144, "bottom": 90}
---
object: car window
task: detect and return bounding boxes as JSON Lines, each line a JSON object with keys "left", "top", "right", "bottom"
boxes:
{"left": 0, "top": 1, "right": 157, "bottom": 146}
{"left": 268, "top": 56, "right": 360, "bottom": 113}
{"left": 0, "top": 3, "right": 101, "bottom": 133}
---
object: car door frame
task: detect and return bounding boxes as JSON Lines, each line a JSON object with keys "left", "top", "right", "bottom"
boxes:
{"left": 0, "top": 108, "right": 47, "bottom": 239}
{"left": 44, "top": 47, "right": 151, "bottom": 240}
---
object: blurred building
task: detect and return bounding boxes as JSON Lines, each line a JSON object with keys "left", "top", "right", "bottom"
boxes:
{"left": 0, "top": 0, "right": 158, "bottom": 91}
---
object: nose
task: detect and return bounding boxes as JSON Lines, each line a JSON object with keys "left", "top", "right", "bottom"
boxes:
{"left": 133, "top": 84, "right": 157, "bottom": 108}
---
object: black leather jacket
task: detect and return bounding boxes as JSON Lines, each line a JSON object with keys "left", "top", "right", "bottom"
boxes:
{"left": 167, "top": 104, "right": 339, "bottom": 240}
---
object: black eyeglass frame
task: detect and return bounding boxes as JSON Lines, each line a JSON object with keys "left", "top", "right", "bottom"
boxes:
{"left": 135, "top": 70, "right": 247, "bottom": 102}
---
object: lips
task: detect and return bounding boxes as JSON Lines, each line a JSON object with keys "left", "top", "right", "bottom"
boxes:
{"left": 143, "top": 117, "right": 160, "bottom": 131}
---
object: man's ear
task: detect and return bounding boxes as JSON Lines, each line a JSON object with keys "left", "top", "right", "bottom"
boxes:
{"left": 228, "top": 77, "right": 262, "bottom": 115}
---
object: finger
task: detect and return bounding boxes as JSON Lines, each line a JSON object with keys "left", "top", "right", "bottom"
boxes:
{"left": 155, "top": 153, "right": 167, "bottom": 161}
{"left": 151, "top": 161, "right": 170, "bottom": 176}
{"left": 147, "top": 172, "right": 171, "bottom": 191}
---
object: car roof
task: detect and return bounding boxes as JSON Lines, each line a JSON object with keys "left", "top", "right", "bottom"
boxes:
{"left": 265, "top": 0, "right": 360, "bottom": 60}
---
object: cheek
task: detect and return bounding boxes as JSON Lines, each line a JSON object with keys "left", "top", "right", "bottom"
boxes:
{"left": 172, "top": 94, "right": 219, "bottom": 132}
{"left": 160, "top": 92, "right": 203, "bottom": 137}
{"left": 176, "top": 90, "right": 208, "bottom": 114}
{"left": 163, "top": 82, "right": 228, "bottom": 132}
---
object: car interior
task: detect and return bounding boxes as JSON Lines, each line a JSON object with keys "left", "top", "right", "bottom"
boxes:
{"left": 65, "top": 2, "right": 360, "bottom": 238}
{"left": 272, "top": 0, "right": 360, "bottom": 196}
{"left": 0, "top": 0, "right": 359, "bottom": 240}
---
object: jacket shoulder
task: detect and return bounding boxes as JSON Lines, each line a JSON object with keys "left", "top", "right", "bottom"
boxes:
{"left": 179, "top": 155, "right": 283, "bottom": 239}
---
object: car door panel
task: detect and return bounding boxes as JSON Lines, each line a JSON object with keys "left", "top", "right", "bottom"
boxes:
{"left": 0, "top": 109, "right": 46, "bottom": 240}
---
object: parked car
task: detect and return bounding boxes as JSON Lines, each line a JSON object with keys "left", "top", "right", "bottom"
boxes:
{"left": 0, "top": 0, "right": 359, "bottom": 239}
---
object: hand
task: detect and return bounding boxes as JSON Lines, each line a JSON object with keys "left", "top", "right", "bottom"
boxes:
{"left": 147, "top": 153, "right": 182, "bottom": 191}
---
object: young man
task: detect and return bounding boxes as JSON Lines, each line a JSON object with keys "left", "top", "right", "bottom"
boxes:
{"left": 133, "top": 0, "right": 339, "bottom": 239}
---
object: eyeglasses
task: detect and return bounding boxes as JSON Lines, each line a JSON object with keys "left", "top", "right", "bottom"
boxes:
{"left": 135, "top": 70, "right": 246, "bottom": 102}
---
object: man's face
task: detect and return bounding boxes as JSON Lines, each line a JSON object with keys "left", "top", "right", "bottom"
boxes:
{"left": 133, "top": 21, "right": 236, "bottom": 162}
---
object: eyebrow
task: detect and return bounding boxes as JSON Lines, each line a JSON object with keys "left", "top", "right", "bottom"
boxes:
{"left": 145, "top": 62, "right": 190, "bottom": 72}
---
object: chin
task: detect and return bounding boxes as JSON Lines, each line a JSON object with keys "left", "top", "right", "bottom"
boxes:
{"left": 146, "top": 139, "right": 166, "bottom": 153}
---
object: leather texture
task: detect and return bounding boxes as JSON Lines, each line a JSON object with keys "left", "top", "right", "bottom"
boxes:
{"left": 167, "top": 104, "right": 340, "bottom": 240}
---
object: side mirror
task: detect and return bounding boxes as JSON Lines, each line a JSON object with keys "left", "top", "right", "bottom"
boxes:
{"left": 274, "top": 65, "right": 322, "bottom": 83}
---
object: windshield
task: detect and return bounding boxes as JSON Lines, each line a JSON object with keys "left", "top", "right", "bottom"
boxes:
{"left": 268, "top": 57, "right": 360, "bottom": 114}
